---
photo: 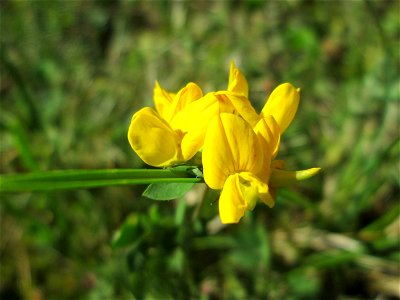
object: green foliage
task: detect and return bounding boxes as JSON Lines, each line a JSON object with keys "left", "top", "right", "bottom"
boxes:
{"left": 1, "top": 1, "right": 399, "bottom": 299}
{"left": 143, "top": 183, "right": 197, "bottom": 201}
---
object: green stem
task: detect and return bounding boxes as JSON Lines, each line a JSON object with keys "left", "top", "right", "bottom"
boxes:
{"left": 0, "top": 169, "right": 203, "bottom": 192}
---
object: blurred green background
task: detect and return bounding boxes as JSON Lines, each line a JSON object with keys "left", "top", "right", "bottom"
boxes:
{"left": 1, "top": 1, "right": 399, "bottom": 299}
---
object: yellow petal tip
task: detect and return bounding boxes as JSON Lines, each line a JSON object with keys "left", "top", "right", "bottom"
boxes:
{"left": 270, "top": 167, "right": 321, "bottom": 187}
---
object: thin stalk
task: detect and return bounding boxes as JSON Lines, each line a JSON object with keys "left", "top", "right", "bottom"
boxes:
{"left": 0, "top": 169, "right": 203, "bottom": 192}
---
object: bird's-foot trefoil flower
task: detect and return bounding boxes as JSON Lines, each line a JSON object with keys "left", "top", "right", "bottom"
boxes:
{"left": 128, "top": 82, "right": 204, "bottom": 167}
{"left": 127, "top": 62, "right": 320, "bottom": 224}
{"left": 202, "top": 113, "right": 274, "bottom": 223}
{"left": 128, "top": 63, "right": 251, "bottom": 168}
{"left": 217, "top": 79, "right": 320, "bottom": 202}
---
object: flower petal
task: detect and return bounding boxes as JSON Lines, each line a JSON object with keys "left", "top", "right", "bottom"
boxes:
{"left": 258, "top": 191, "right": 275, "bottom": 208}
{"left": 219, "top": 172, "right": 273, "bottom": 224}
{"left": 153, "top": 81, "right": 174, "bottom": 120}
{"left": 203, "top": 113, "right": 262, "bottom": 189}
{"left": 170, "top": 94, "right": 220, "bottom": 159}
{"left": 238, "top": 172, "right": 270, "bottom": 210}
{"left": 170, "top": 93, "right": 220, "bottom": 132}
{"left": 171, "top": 92, "right": 237, "bottom": 161}
{"left": 254, "top": 115, "right": 280, "bottom": 160}
{"left": 261, "top": 83, "right": 300, "bottom": 134}
{"left": 128, "top": 107, "right": 182, "bottom": 167}
{"left": 215, "top": 91, "right": 260, "bottom": 128}
{"left": 219, "top": 174, "right": 247, "bottom": 224}
{"left": 227, "top": 61, "right": 249, "bottom": 97}
{"left": 167, "top": 82, "right": 203, "bottom": 122}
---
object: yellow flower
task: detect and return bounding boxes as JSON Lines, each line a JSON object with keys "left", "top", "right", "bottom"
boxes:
{"left": 128, "top": 82, "right": 204, "bottom": 167}
{"left": 129, "top": 63, "right": 252, "bottom": 167}
{"left": 202, "top": 113, "right": 273, "bottom": 224}
{"left": 128, "top": 78, "right": 240, "bottom": 167}
{"left": 128, "top": 62, "right": 320, "bottom": 224}
{"left": 202, "top": 65, "right": 320, "bottom": 223}
{"left": 220, "top": 80, "right": 320, "bottom": 188}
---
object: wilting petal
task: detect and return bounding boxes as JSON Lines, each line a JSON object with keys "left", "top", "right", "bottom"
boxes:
{"left": 269, "top": 167, "right": 321, "bottom": 187}
{"left": 219, "top": 174, "right": 247, "bottom": 224}
{"left": 153, "top": 81, "right": 174, "bottom": 120}
{"left": 203, "top": 113, "right": 262, "bottom": 189}
{"left": 128, "top": 107, "right": 182, "bottom": 167}
{"left": 261, "top": 83, "right": 300, "bottom": 134}
{"left": 227, "top": 61, "right": 249, "bottom": 97}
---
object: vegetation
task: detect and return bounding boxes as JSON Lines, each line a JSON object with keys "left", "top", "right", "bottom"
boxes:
{"left": 1, "top": 1, "right": 398, "bottom": 299}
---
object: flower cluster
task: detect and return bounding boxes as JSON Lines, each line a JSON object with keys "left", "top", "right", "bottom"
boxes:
{"left": 128, "top": 62, "right": 320, "bottom": 224}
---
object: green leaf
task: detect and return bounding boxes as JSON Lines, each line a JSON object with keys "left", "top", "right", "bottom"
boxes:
{"left": 143, "top": 182, "right": 196, "bottom": 200}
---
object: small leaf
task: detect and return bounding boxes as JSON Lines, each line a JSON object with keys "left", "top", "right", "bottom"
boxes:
{"left": 143, "top": 182, "right": 196, "bottom": 200}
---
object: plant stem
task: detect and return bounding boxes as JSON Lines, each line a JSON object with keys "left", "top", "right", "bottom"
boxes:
{"left": 0, "top": 169, "right": 203, "bottom": 192}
